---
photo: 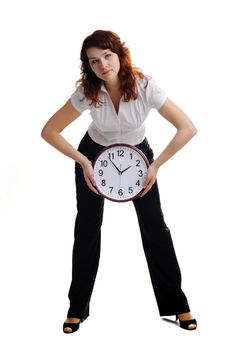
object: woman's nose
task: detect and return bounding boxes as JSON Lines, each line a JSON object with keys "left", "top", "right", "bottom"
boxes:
{"left": 99, "top": 59, "right": 107, "bottom": 70}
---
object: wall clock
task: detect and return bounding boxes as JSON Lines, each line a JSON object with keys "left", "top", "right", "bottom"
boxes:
{"left": 93, "top": 144, "right": 150, "bottom": 202}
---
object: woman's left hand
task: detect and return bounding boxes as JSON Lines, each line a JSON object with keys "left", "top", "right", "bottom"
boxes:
{"left": 140, "top": 161, "right": 159, "bottom": 197}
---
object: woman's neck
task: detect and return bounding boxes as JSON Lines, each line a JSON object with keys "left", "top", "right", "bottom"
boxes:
{"left": 104, "top": 77, "right": 120, "bottom": 93}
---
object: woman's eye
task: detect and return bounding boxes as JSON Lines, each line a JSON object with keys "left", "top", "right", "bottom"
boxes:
{"left": 105, "top": 53, "right": 111, "bottom": 58}
{"left": 91, "top": 60, "right": 98, "bottom": 65}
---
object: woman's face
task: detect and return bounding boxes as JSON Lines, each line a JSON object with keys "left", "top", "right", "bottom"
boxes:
{"left": 86, "top": 47, "right": 120, "bottom": 84}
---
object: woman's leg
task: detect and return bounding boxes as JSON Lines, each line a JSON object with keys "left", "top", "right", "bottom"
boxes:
{"left": 133, "top": 181, "right": 190, "bottom": 316}
{"left": 132, "top": 138, "right": 190, "bottom": 316}
{"left": 66, "top": 133, "right": 106, "bottom": 322}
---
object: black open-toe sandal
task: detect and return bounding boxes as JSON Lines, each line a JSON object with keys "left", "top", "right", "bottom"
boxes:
{"left": 63, "top": 320, "right": 80, "bottom": 334}
{"left": 176, "top": 316, "right": 197, "bottom": 330}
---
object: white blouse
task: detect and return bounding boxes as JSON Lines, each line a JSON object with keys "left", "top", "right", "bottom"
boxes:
{"left": 70, "top": 76, "right": 167, "bottom": 146}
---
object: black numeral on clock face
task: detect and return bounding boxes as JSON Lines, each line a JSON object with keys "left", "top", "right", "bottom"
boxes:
{"left": 109, "top": 186, "right": 113, "bottom": 193}
{"left": 101, "top": 179, "right": 106, "bottom": 186}
{"left": 138, "top": 170, "right": 143, "bottom": 177}
{"left": 128, "top": 187, "right": 133, "bottom": 194}
{"left": 136, "top": 160, "right": 140, "bottom": 167}
{"left": 99, "top": 169, "right": 103, "bottom": 176}
{"left": 118, "top": 189, "right": 123, "bottom": 196}
{"left": 108, "top": 153, "right": 115, "bottom": 160}
{"left": 117, "top": 150, "right": 124, "bottom": 157}
{"left": 101, "top": 160, "right": 108, "bottom": 167}
{"left": 136, "top": 180, "right": 140, "bottom": 186}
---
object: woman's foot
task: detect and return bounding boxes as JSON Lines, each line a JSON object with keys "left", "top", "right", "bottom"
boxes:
{"left": 63, "top": 317, "right": 81, "bottom": 333}
{"left": 177, "top": 312, "right": 197, "bottom": 330}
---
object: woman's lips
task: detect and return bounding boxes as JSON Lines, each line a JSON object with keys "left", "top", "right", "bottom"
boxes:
{"left": 102, "top": 70, "right": 111, "bottom": 75}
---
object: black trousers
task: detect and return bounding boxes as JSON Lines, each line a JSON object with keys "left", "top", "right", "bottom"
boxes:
{"left": 67, "top": 132, "right": 190, "bottom": 321}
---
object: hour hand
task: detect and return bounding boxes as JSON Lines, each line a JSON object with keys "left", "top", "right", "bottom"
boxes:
{"left": 109, "top": 159, "right": 121, "bottom": 174}
{"left": 120, "top": 165, "right": 132, "bottom": 174}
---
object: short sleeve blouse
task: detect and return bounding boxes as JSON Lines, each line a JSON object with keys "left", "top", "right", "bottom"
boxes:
{"left": 70, "top": 76, "right": 167, "bottom": 146}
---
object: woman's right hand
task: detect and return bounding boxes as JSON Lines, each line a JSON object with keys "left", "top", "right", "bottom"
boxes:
{"left": 81, "top": 159, "right": 100, "bottom": 195}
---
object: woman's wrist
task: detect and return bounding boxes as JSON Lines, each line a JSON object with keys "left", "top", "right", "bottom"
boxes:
{"left": 152, "top": 158, "right": 161, "bottom": 170}
{"left": 78, "top": 154, "right": 92, "bottom": 168}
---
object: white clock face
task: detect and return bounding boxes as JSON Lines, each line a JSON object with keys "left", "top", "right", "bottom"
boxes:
{"left": 93, "top": 144, "right": 149, "bottom": 202}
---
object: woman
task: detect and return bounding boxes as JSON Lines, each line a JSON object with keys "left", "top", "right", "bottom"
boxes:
{"left": 41, "top": 30, "right": 197, "bottom": 333}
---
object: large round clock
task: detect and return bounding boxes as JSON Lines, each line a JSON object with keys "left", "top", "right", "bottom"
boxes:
{"left": 93, "top": 144, "right": 150, "bottom": 202}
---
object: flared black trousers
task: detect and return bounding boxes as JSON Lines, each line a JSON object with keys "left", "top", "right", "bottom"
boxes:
{"left": 67, "top": 132, "right": 190, "bottom": 321}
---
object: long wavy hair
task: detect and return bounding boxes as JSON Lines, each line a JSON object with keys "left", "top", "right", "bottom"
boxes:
{"left": 77, "top": 30, "right": 146, "bottom": 107}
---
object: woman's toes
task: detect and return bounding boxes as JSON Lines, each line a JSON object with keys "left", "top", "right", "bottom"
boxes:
{"left": 188, "top": 323, "right": 197, "bottom": 330}
{"left": 63, "top": 317, "right": 80, "bottom": 333}
{"left": 64, "top": 327, "right": 73, "bottom": 333}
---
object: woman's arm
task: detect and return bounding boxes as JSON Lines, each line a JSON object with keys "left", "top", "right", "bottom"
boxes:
{"left": 154, "top": 97, "right": 197, "bottom": 167}
{"left": 41, "top": 99, "right": 86, "bottom": 163}
{"left": 141, "top": 97, "right": 197, "bottom": 196}
{"left": 41, "top": 99, "right": 99, "bottom": 194}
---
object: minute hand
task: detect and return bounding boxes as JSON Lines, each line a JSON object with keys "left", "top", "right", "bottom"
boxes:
{"left": 109, "top": 159, "right": 121, "bottom": 174}
{"left": 120, "top": 165, "right": 132, "bottom": 175}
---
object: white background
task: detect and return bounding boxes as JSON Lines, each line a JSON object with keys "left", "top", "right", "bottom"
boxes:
{"left": 1, "top": 0, "right": 233, "bottom": 348}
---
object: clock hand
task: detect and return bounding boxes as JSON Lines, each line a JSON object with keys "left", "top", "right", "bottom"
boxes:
{"left": 109, "top": 159, "right": 121, "bottom": 174}
{"left": 120, "top": 165, "right": 132, "bottom": 174}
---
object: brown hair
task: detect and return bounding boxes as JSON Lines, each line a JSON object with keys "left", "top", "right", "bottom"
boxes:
{"left": 77, "top": 30, "right": 146, "bottom": 107}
